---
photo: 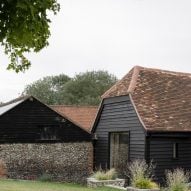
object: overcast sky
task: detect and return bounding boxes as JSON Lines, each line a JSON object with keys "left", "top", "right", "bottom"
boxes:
{"left": 1, "top": 0, "right": 191, "bottom": 102}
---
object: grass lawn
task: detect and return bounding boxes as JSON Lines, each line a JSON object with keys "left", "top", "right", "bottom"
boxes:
{"left": 0, "top": 179, "right": 121, "bottom": 191}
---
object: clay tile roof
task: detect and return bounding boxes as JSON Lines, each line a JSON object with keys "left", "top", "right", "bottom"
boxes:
{"left": 102, "top": 66, "right": 191, "bottom": 132}
{"left": 51, "top": 105, "right": 98, "bottom": 132}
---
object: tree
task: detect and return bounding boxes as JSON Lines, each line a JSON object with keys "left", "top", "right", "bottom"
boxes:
{"left": 23, "top": 71, "right": 118, "bottom": 105}
{"left": 61, "top": 71, "right": 118, "bottom": 105}
{"left": 24, "top": 74, "right": 71, "bottom": 105}
{"left": 0, "top": 0, "right": 60, "bottom": 72}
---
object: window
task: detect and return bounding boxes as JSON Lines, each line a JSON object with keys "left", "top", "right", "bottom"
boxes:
{"left": 110, "top": 132, "right": 129, "bottom": 170}
{"left": 40, "top": 126, "right": 57, "bottom": 140}
{"left": 173, "top": 143, "right": 178, "bottom": 159}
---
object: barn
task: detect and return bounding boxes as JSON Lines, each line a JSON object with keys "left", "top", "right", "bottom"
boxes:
{"left": 0, "top": 95, "right": 97, "bottom": 182}
{"left": 92, "top": 66, "right": 191, "bottom": 183}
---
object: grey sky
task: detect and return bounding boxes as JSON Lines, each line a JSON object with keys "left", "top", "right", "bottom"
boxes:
{"left": 1, "top": 0, "right": 191, "bottom": 102}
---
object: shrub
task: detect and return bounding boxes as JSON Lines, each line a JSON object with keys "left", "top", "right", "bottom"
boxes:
{"left": 165, "top": 168, "right": 190, "bottom": 191}
{"left": 93, "top": 168, "right": 117, "bottom": 180}
{"left": 38, "top": 173, "right": 52, "bottom": 182}
{"left": 126, "top": 159, "right": 159, "bottom": 189}
{"left": 93, "top": 171, "right": 107, "bottom": 180}
{"left": 149, "top": 181, "right": 159, "bottom": 189}
{"left": 106, "top": 168, "right": 117, "bottom": 180}
{"left": 135, "top": 179, "right": 158, "bottom": 189}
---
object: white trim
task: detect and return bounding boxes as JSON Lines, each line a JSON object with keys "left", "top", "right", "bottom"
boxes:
{"left": 0, "top": 99, "right": 25, "bottom": 116}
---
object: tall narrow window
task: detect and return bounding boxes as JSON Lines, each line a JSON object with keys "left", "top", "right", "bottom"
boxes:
{"left": 173, "top": 143, "right": 178, "bottom": 159}
{"left": 110, "top": 132, "right": 129, "bottom": 170}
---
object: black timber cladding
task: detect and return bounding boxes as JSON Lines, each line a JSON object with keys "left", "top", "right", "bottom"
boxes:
{"left": 147, "top": 135, "right": 191, "bottom": 184}
{"left": 93, "top": 94, "right": 191, "bottom": 184}
{"left": 0, "top": 97, "right": 91, "bottom": 143}
{"left": 93, "top": 95, "right": 146, "bottom": 169}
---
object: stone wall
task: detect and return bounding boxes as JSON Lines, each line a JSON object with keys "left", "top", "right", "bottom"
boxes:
{"left": 0, "top": 142, "right": 93, "bottom": 183}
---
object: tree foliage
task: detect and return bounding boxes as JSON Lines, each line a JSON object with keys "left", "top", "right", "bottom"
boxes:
{"left": 61, "top": 71, "right": 117, "bottom": 105}
{"left": 0, "top": 0, "right": 60, "bottom": 72}
{"left": 23, "top": 71, "right": 118, "bottom": 105}
{"left": 23, "top": 74, "right": 71, "bottom": 105}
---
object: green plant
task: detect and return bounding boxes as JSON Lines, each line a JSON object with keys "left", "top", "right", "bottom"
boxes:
{"left": 93, "top": 168, "right": 117, "bottom": 180}
{"left": 126, "top": 159, "right": 159, "bottom": 189}
{"left": 38, "top": 173, "right": 52, "bottom": 182}
{"left": 106, "top": 168, "right": 117, "bottom": 180}
{"left": 93, "top": 171, "right": 107, "bottom": 180}
{"left": 165, "top": 168, "right": 190, "bottom": 191}
{"left": 135, "top": 178, "right": 158, "bottom": 189}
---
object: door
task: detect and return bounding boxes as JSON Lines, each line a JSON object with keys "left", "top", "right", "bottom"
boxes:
{"left": 110, "top": 132, "right": 129, "bottom": 170}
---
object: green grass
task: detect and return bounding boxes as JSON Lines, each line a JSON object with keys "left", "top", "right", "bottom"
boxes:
{"left": 0, "top": 179, "right": 121, "bottom": 191}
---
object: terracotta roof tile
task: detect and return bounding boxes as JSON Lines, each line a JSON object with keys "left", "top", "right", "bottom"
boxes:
{"left": 51, "top": 105, "right": 98, "bottom": 132}
{"left": 102, "top": 66, "right": 191, "bottom": 132}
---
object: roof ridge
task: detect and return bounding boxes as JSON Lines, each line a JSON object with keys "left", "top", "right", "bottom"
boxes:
{"left": 140, "top": 66, "right": 191, "bottom": 77}
{"left": 101, "top": 67, "right": 134, "bottom": 98}
{"left": 0, "top": 95, "right": 30, "bottom": 107}
{"left": 101, "top": 65, "right": 143, "bottom": 98}
{"left": 127, "top": 66, "right": 142, "bottom": 93}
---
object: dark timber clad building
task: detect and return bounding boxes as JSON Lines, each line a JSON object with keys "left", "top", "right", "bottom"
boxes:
{"left": 0, "top": 96, "right": 92, "bottom": 142}
{"left": 92, "top": 66, "right": 191, "bottom": 183}
{"left": 1, "top": 66, "right": 191, "bottom": 183}
{"left": 0, "top": 96, "right": 98, "bottom": 182}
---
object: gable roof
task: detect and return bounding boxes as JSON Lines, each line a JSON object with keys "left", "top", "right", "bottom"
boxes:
{"left": 102, "top": 66, "right": 191, "bottom": 132}
{"left": 51, "top": 105, "right": 98, "bottom": 132}
{"left": 0, "top": 96, "right": 92, "bottom": 133}
{"left": 0, "top": 96, "right": 30, "bottom": 116}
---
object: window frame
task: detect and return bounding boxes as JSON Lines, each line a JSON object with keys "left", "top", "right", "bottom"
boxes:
{"left": 172, "top": 142, "right": 178, "bottom": 159}
{"left": 108, "top": 131, "right": 130, "bottom": 169}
